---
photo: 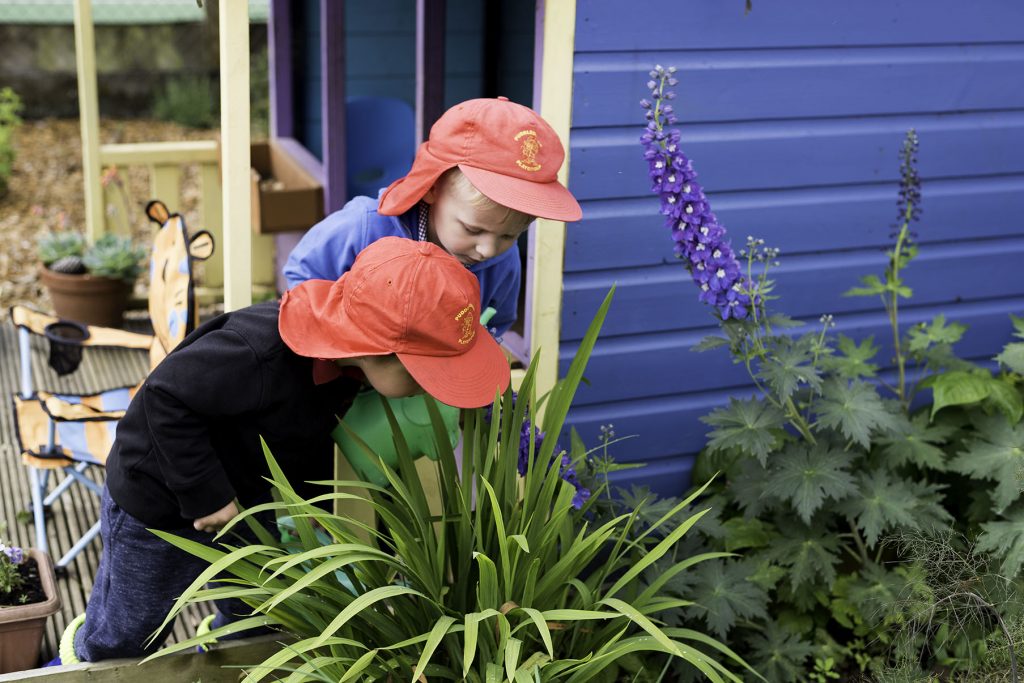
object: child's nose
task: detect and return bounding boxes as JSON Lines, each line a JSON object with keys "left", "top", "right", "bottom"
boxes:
{"left": 475, "top": 238, "right": 497, "bottom": 259}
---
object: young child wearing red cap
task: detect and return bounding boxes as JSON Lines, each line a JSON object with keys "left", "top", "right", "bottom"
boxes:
{"left": 56, "top": 238, "right": 510, "bottom": 663}
{"left": 284, "top": 97, "right": 582, "bottom": 337}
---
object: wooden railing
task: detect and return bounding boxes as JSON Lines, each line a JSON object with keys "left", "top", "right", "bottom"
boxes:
{"left": 94, "top": 140, "right": 277, "bottom": 297}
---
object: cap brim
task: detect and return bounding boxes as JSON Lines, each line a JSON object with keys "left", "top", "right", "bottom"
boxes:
{"left": 279, "top": 278, "right": 390, "bottom": 359}
{"left": 378, "top": 143, "right": 456, "bottom": 217}
{"left": 398, "top": 323, "right": 511, "bottom": 409}
{"left": 459, "top": 164, "right": 582, "bottom": 222}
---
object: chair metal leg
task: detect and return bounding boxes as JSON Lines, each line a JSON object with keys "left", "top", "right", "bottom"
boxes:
{"left": 27, "top": 466, "right": 48, "bottom": 554}
{"left": 63, "top": 467, "right": 103, "bottom": 497}
{"left": 56, "top": 520, "right": 101, "bottom": 571}
{"left": 43, "top": 462, "right": 88, "bottom": 506}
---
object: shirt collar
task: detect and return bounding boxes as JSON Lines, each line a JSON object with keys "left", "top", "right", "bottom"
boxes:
{"left": 312, "top": 359, "right": 365, "bottom": 386}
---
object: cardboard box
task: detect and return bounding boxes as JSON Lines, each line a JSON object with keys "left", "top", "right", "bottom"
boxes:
{"left": 250, "top": 140, "right": 324, "bottom": 234}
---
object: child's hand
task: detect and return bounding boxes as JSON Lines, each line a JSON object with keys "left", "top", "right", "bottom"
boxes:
{"left": 193, "top": 500, "right": 239, "bottom": 533}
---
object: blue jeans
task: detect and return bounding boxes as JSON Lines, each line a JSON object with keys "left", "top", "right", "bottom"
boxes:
{"left": 75, "top": 487, "right": 274, "bottom": 661}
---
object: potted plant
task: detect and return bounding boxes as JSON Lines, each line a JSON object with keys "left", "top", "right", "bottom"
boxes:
{"left": 37, "top": 231, "right": 147, "bottom": 327}
{"left": 0, "top": 524, "right": 61, "bottom": 674}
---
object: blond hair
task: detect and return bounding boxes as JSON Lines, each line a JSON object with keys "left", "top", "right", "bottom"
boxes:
{"left": 437, "top": 168, "right": 535, "bottom": 233}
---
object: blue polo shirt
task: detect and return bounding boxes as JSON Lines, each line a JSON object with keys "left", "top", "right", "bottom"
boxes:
{"left": 283, "top": 195, "right": 521, "bottom": 337}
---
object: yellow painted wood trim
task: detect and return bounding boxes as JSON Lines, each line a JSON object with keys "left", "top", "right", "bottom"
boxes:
{"left": 219, "top": 0, "right": 253, "bottom": 311}
{"left": 532, "top": 0, "right": 577, "bottom": 405}
{"left": 99, "top": 140, "right": 219, "bottom": 166}
{"left": 199, "top": 162, "right": 224, "bottom": 289}
{"left": 150, "top": 165, "right": 182, "bottom": 216}
{"left": 73, "top": 0, "right": 103, "bottom": 243}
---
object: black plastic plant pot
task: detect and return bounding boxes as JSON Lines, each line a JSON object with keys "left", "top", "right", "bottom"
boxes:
{"left": 44, "top": 320, "right": 90, "bottom": 376}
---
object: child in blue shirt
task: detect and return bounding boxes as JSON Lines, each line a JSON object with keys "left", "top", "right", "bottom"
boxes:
{"left": 283, "top": 96, "right": 582, "bottom": 337}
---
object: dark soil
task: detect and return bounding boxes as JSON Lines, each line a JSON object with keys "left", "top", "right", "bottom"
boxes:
{"left": 0, "top": 558, "right": 46, "bottom": 607}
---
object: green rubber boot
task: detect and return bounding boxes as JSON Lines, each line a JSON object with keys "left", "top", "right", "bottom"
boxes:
{"left": 58, "top": 613, "right": 85, "bottom": 665}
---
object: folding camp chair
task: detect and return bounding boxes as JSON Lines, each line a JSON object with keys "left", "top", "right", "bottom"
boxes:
{"left": 10, "top": 200, "right": 214, "bottom": 573}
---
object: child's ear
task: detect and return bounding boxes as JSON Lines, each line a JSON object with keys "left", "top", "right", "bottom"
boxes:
{"left": 422, "top": 184, "right": 438, "bottom": 204}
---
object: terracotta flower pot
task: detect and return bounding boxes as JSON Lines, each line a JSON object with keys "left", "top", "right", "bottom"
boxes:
{"left": 0, "top": 549, "right": 62, "bottom": 674}
{"left": 39, "top": 264, "right": 133, "bottom": 328}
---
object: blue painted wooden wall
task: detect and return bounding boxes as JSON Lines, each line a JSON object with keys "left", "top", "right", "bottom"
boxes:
{"left": 563, "top": 0, "right": 1024, "bottom": 496}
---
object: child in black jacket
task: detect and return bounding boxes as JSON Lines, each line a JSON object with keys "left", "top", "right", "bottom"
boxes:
{"left": 64, "top": 237, "right": 509, "bottom": 662}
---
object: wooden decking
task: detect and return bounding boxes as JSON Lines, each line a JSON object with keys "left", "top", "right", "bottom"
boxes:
{"left": 0, "top": 316, "right": 212, "bottom": 665}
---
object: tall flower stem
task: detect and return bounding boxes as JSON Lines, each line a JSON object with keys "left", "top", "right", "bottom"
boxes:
{"left": 887, "top": 212, "right": 912, "bottom": 404}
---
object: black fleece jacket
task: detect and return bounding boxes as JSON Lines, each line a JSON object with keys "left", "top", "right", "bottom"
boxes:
{"left": 105, "top": 301, "right": 362, "bottom": 529}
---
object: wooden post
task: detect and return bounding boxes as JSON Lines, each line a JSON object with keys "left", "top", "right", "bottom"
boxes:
{"left": 219, "top": 0, "right": 252, "bottom": 311}
{"left": 321, "top": 0, "right": 347, "bottom": 213}
{"left": 72, "top": 0, "right": 104, "bottom": 243}
{"left": 530, "top": 0, "right": 577, "bottom": 406}
{"left": 415, "top": 0, "right": 446, "bottom": 142}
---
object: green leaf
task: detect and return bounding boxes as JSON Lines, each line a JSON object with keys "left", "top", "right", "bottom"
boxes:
{"left": 730, "top": 459, "right": 776, "bottom": 519}
{"left": 985, "top": 378, "right": 1024, "bottom": 423}
{"left": 877, "top": 412, "right": 955, "bottom": 470}
{"left": 693, "top": 335, "right": 730, "bottom": 352}
{"left": 821, "top": 335, "right": 879, "bottom": 380}
{"left": 721, "top": 517, "right": 774, "bottom": 552}
{"left": 1012, "top": 314, "right": 1024, "bottom": 340}
{"left": 756, "top": 336, "right": 823, "bottom": 402}
{"left": 701, "top": 397, "right": 787, "bottom": 465}
{"left": 689, "top": 560, "right": 770, "bottom": 638}
{"left": 907, "top": 314, "right": 967, "bottom": 352}
{"left": 844, "top": 274, "right": 886, "bottom": 298}
{"left": 930, "top": 370, "right": 993, "bottom": 417}
{"left": 976, "top": 509, "right": 1024, "bottom": 577}
{"left": 950, "top": 416, "right": 1024, "bottom": 513}
{"left": 768, "top": 519, "right": 843, "bottom": 591}
{"left": 762, "top": 442, "right": 858, "bottom": 523}
{"left": 748, "top": 629, "right": 814, "bottom": 683}
{"left": 816, "top": 379, "right": 896, "bottom": 448}
{"left": 837, "top": 471, "right": 918, "bottom": 547}
{"left": 995, "top": 342, "right": 1024, "bottom": 374}
{"left": 904, "top": 479, "right": 954, "bottom": 534}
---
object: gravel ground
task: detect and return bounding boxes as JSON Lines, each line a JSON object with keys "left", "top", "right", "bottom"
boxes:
{"left": 0, "top": 118, "right": 216, "bottom": 312}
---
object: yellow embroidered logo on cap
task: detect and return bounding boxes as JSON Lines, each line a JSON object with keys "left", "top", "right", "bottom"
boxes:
{"left": 514, "top": 130, "right": 542, "bottom": 172}
{"left": 455, "top": 304, "right": 476, "bottom": 345}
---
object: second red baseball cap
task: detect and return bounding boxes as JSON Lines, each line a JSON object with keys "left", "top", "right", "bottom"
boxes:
{"left": 279, "top": 237, "right": 511, "bottom": 409}
{"left": 378, "top": 97, "right": 582, "bottom": 222}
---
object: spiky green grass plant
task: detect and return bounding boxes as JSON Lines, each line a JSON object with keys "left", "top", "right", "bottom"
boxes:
{"left": 147, "top": 289, "right": 754, "bottom": 682}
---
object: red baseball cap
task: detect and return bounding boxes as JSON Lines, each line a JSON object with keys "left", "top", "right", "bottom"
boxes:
{"left": 279, "top": 237, "right": 510, "bottom": 409}
{"left": 378, "top": 97, "right": 582, "bottom": 222}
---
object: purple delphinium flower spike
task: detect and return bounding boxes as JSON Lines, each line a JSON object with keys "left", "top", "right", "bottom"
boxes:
{"left": 893, "top": 128, "right": 922, "bottom": 241}
{"left": 640, "top": 66, "right": 754, "bottom": 319}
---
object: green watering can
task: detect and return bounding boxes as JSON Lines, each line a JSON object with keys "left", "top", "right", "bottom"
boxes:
{"left": 332, "top": 306, "right": 498, "bottom": 486}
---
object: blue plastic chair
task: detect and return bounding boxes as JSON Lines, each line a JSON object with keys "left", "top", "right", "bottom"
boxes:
{"left": 345, "top": 96, "right": 416, "bottom": 200}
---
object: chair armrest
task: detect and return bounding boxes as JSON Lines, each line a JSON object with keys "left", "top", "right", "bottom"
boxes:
{"left": 38, "top": 390, "right": 131, "bottom": 422}
{"left": 11, "top": 304, "right": 153, "bottom": 350}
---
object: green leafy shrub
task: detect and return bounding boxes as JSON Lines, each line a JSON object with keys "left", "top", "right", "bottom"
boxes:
{"left": 153, "top": 74, "right": 217, "bottom": 129}
{"left": 149, "top": 291, "right": 755, "bottom": 682}
{"left": 641, "top": 65, "right": 1024, "bottom": 680}
{"left": 0, "top": 87, "right": 23, "bottom": 197}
